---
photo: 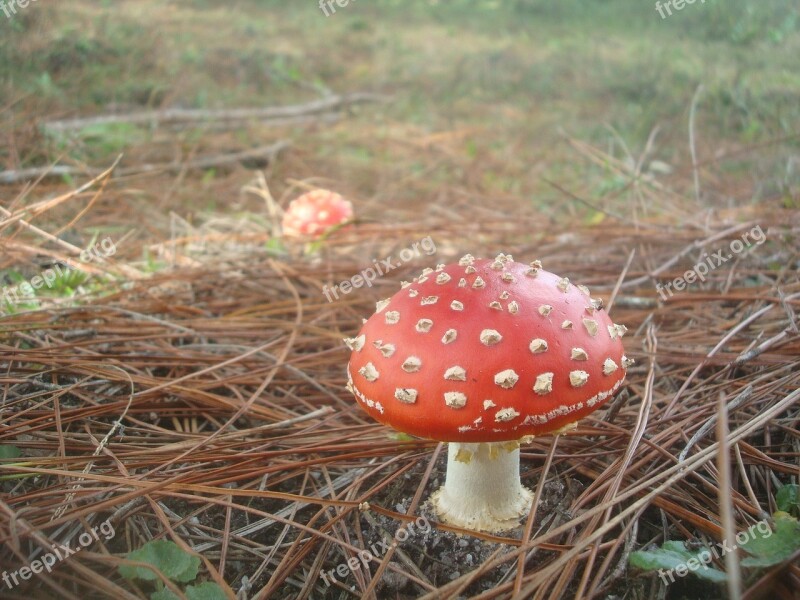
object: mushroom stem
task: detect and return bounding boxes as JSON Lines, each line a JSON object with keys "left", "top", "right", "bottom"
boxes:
{"left": 430, "top": 442, "right": 533, "bottom": 533}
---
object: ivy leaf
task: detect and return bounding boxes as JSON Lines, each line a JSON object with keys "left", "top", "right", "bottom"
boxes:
{"left": 629, "top": 540, "right": 727, "bottom": 583}
{"left": 149, "top": 582, "right": 226, "bottom": 600}
{"left": 776, "top": 485, "right": 800, "bottom": 516}
{"left": 740, "top": 513, "right": 800, "bottom": 568}
{"left": 150, "top": 590, "right": 180, "bottom": 600}
{"left": 118, "top": 540, "right": 200, "bottom": 583}
{"left": 185, "top": 582, "right": 228, "bottom": 600}
{"left": 0, "top": 446, "right": 21, "bottom": 459}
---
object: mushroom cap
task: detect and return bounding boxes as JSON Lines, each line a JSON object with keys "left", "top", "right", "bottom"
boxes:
{"left": 281, "top": 189, "right": 353, "bottom": 239}
{"left": 346, "top": 254, "right": 630, "bottom": 442}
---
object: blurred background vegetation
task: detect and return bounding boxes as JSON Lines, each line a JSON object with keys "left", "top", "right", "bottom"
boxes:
{"left": 1, "top": 0, "right": 798, "bottom": 210}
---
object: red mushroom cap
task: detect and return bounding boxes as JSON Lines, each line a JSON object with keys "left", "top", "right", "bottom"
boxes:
{"left": 346, "top": 254, "right": 631, "bottom": 442}
{"left": 282, "top": 189, "right": 353, "bottom": 239}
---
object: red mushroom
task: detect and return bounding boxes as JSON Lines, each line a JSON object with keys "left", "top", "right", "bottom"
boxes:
{"left": 281, "top": 189, "right": 353, "bottom": 239}
{"left": 345, "top": 253, "right": 632, "bottom": 532}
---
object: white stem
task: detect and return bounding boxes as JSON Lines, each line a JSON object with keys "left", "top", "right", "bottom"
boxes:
{"left": 430, "top": 442, "right": 533, "bottom": 533}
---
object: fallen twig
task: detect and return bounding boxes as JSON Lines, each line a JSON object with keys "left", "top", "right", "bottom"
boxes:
{"left": 0, "top": 141, "right": 290, "bottom": 185}
{"left": 42, "top": 92, "right": 388, "bottom": 134}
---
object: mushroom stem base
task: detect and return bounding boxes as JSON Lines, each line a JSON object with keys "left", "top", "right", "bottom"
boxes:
{"left": 430, "top": 442, "right": 533, "bottom": 533}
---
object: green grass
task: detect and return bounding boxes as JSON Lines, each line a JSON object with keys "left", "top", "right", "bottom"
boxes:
{"left": 0, "top": 0, "right": 797, "bottom": 201}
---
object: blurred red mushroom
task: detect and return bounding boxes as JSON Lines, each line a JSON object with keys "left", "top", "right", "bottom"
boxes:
{"left": 281, "top": 189, "right": 353, "bottom": 239}
{"left": 345, "top": 253, "right": 632, "bottom": 532}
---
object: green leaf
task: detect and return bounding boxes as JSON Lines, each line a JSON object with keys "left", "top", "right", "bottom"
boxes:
{"left": 776, "top": 485, "right": 800, "bottom": 516}
{"left": 148, "top": 581, "right": 226, "bottom": 600}
{"left": 264, "top": 238, "right": 287, "bottom": 256}
{"left": 0, "top": 446, "right": 21, "bottom": 460}
{"left": 740, "top": 513, "right": 800, "bottom": 568}
{"left": 185, "top": 582, "right": 228, "bottom": 600}
{"left": 584, "top": 210, "right": 606, "bottom": 226}
{"left": 629, "top": 540, "right": 727, "bottom": 583}
{"left": 118, "top": 540, "right": 200, "bottom": 583}
{"left": 201, "top": 169, "right": 216, "bottom": 185}
{"left": 387, "top": 432, "right": 416, "bottom": 442}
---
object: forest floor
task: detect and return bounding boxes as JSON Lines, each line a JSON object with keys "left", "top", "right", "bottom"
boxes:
{"left": 1, "top": 2, "right": 799, "bottom": 599}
